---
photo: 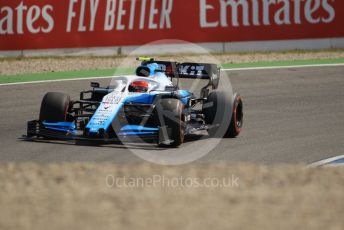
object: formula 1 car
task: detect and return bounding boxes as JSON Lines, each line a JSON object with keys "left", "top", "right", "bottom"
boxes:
{"left": 26, "top": 57, "right": 243, "bottom": 147}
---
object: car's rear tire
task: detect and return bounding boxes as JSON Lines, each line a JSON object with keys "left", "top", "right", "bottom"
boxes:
{"left": 227, "top": 94, "right": 243, "bottom": 138}
{"left": 203, "top": 91, "right": 243, "bottom": 138}
{"left": 39, "top": 92, "right": 71, "bottom": 122}
{"left": 157, "top": 98, "right": 184, "bottom": 147}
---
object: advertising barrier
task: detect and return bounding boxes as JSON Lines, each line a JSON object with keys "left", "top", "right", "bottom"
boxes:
{"left": 0, "top": 0, "right": 344, "bottom": 52}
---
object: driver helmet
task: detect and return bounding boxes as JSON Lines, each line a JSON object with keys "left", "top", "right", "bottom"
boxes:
{"left": 129, "top": 81, "right": 149, "bottom": 92}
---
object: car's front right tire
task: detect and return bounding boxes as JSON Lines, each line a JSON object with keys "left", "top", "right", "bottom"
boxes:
{"left": 39, "top": 92, "right": 71, "bottom": 122}
{"left": 157, "top": 98, "right": 184, "bottom": 147}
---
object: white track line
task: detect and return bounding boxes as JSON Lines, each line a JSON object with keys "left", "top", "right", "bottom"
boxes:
{"left": 308, "top": 155, "right": 344, "bottom": 167}
{"left": 222, "top": 63, "right": 344, "bottom": 71}
{"left": 1, "top": 63, "right": 344, "bottom": 87}
{"left": 0, "top": 76, "right": 114, "bottom": 86}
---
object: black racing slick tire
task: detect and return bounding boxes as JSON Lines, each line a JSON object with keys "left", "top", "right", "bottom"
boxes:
{"left": 203, "top": 91, "right": 243, "bottom": 138}
{"left": 157, "top": 98, "right": 185, "bottom": 147}
{"left": 39, "top": 92, "right": 71, "bottom": 123}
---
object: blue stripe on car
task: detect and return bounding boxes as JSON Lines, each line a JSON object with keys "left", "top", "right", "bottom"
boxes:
{"left": 42, "top": 121, "right": 76, "bottom": 133}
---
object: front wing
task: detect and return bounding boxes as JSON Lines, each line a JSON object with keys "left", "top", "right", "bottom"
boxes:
{"left": 26, "top": 120, "right": 173, "bottom": 144}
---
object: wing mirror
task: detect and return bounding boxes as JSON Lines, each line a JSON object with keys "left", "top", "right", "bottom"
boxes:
{"left": 90, "top": 82, "right": 100, "bottom": 88}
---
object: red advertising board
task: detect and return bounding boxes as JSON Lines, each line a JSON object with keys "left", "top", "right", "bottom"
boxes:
{"left": 0, "top": 0, "right": 344, "bottom": 50}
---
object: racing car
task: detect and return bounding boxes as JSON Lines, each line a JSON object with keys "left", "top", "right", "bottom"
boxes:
{"left": 26, "top": 57, "right": 243, "bottom": 147}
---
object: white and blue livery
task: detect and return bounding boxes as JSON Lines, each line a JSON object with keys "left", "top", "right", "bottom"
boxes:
{"left": 27, "top": 58, "right": 243, "bottom": 147}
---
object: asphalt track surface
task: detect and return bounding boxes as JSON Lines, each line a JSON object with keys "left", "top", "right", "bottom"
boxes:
{"left": 0, "top": 66, "right": 343, "bottom": 164}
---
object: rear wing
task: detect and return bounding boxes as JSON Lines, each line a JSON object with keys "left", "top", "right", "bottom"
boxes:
{"left": 137, "top": 58, "right": 220, "bottom": 90}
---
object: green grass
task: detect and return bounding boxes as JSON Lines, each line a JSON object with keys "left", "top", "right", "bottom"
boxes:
{"left": 221, "top": 58, "right": 344, "bottom": 69}
{"left": 1, "top": 58, "right": 343, "bottom": 84}
{"left": 0, "top": 68, "right": 134, "bottom": 84}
